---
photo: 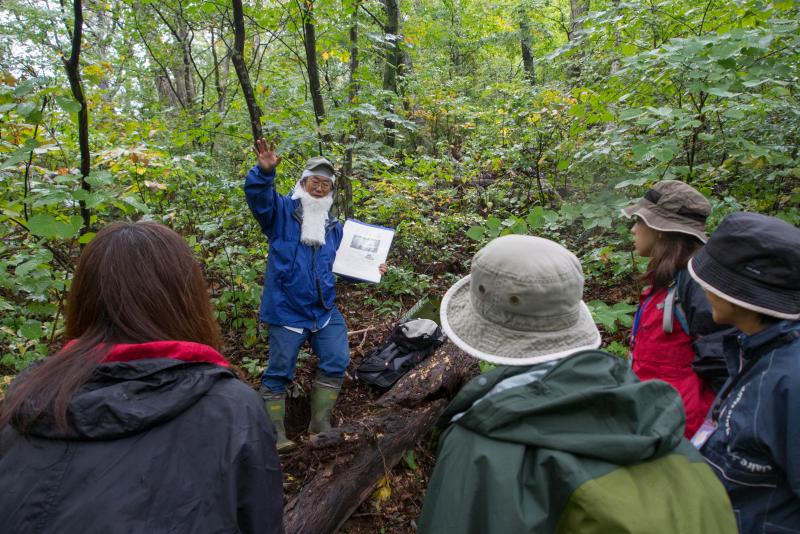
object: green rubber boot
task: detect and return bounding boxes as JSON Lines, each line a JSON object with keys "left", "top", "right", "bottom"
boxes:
{"left": 308, "top": 373, "right": 344, "bottom": 435}
{"left": 260, "top": 388, "right": 296, "bottom": 453}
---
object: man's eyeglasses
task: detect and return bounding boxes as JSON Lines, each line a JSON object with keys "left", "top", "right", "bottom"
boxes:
{"left": 306, "top": 177, "right": 333, "bottom": 190}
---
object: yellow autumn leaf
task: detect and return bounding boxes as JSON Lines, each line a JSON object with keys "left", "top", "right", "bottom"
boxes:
{"left": 372, "top": 477, "right": 392, "bottom": 510}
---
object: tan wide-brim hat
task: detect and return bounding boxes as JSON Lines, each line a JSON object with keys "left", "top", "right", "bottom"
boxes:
{"left": 440, "top": 235, "right": 601, "bottom": 366}
{"left": 621, "top": 180, "right": 710, "bottom": 242}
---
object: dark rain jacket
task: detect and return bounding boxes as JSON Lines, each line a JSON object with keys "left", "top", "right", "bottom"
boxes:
{"left": 0, "top": 342, "right": 283, "bottom": 534}
{"left": 700, "top": 320, "right": 800, "bottom": 533}
{"left": 244, "top": 165, "right": 343, "bottom": 330}
{"left": 418, "top": 350, "right": 736, "bottom": 534}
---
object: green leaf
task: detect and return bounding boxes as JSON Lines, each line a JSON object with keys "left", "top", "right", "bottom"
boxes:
{"left": 527, "top": 207, "right": 556, "bottom": 228}
{"left": 716, "top": 58, "right": 737, "bottom": 69}
{"left": 27, "top": 110, "right": 43, "bottom": 124}
{"left": 119, "top": 196, "right": 149, "bottom": 213}
{"left": 559, "top": 204, "right": 581, "bottom": 223}
{"left": 509, "top": 219, "right": 528, "bottom": 235}
{"left": 706, "top": 87, "right": 739, "bottom": 98}
{"left": 653, "top": 148, "right": 676, "bottom": 163}
{"left": 466, "top": 225, "right": 484, "bottom": 241}
{"left": 15, "top": 257, "right": 49, "bottom": 278}
{"left": 56, "top": 95, "right": 82, "bottom": 114}
{"left": 723, "top": 108, "right": 745, "bottom": 119}
{"left": 403, "top": 449, "right": 417, "bottom": 470}
{"left": 587, "top": 300, "right": 636, "bottom": 333}
{"left": 78, "top": 231, "right": 96, "bottom": 245}
{"left": 619, "top": 108, "right": 646, "bottom": 121}
{"left": 13, "top": 79, "right": 36, "bottom": 97}
{"left": 26, "top": 214, "right": 81, "bottom": 239}
{"left": 485, "top": 216, "right": 501, "bottom": 231}
{"left": 631, "top": 144, "right": 651, "bottom": 162}
{"left": 86, "top": 170, "right": 114, "bottom": 187}
{"left": 20, "top": 320, "right": 43, "bottom": 340}
{"left": 615, "top": 176, "right": 649, "bottom": 188}
{"left": 708, "top": 42, "right": 740, "bottom": 60}
{"left": 0, "top": 139, "right": 40, "bottom": 169}
{"left": 649, "top": 106, "right": 676, "bottom": 119}
{"left": 16, "top": 102, "right": 36, "bottom": 116}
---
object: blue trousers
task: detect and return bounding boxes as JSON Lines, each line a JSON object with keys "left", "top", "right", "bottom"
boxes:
{"left": 261, "top": 308, "right": 350, "bottom": 393}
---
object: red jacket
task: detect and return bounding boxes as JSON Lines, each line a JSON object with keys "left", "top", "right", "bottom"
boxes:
{"left": 631, "top": 282, "right": 716, "bottom": 438}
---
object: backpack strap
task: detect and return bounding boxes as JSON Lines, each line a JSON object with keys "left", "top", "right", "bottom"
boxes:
{"left": 663, "top": 285, "right": 677, "bottom": 334}
{"left": 663, "top": 271, "right": 690, "bottom": 335}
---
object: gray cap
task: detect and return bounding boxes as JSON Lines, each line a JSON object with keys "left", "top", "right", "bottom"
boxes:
{"left": 621, "top": 180, "right": 710, "bottom": 242}
{"left": 440, "top": 235, "right": 601, "bottom": 366}
{"left": 303, "top": 156, "right": 335, "bottom": 182}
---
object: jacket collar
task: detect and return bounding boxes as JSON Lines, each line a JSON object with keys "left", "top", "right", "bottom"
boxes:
{"left": 101, "top": 340, "right": 230, "bottom": 368}
{"left": 737, "top": 320, "right": 800, "bottom": 360}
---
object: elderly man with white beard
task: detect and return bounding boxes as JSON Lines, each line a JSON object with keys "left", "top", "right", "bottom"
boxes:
{"left": 244, "top": 139, "right": 385, "bottom": 452}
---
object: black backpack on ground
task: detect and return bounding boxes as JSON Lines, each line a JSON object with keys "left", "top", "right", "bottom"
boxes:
{"left": 356, "top": 319, "right": 445, "bottom": 389}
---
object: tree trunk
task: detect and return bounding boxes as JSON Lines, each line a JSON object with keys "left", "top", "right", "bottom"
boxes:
{"left": 211, "top": 25, "right": 230, "bottom": 114}
{"left": 519, "top": 17, "right": 536, "bottom": 86}
{"left": 282, "top": 342, "right": 478, "bottom": 534}
{"left": 301, "top": 0, "right": 326, "bottom": 152}
{"left": 567, "top": 0, "right": 590, "bottom": 81}
{"left": 176, "top": 10, "right": 197, "bottom": 109}
{"left": 336, "top": 4, "right": 359, "bottom": 219}
{"left": 568, "top": 0, "right": 590, "bottom": 40}
{"left": 62, "top": 0, "right": 91, "bottom": 235}
{"left": 382, "top": 0, "right": 400, "bottom": 146}
{"left": 610, "top": 0, "right": 621, "bottom": 73}
{"left": 231, "top": 0, "right": 263, "bottom": 143}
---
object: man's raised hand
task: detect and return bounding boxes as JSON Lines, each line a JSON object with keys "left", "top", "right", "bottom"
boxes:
{"left": 254, "top": 139, "right": 282, "bottom": 173}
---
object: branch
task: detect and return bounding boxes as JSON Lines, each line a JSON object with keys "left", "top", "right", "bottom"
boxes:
{"left": 61, "top": 0, "right": 91, "bottom": 235}
{"left": 231, "top": 0, "right": 263, "bottom": 142}
{"left": 360, "top": 4, "right": 384, "bottom": 27}
{"left": 23, "top": 97, "right": 49, "bottom": 221}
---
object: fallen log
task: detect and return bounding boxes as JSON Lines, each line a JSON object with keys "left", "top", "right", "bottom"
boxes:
{"left": 283, "top": 401, "right": 445, "bottom": 533}
{"left": 282, "top": 341, "right": 478, "bottom": 534}
{"left": 377, "top": 342, "right": 477, "bottom": 408}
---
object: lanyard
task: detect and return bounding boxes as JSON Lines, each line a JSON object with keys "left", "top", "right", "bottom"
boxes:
{"left": 709, "top": 345, "right": 757, "bottom": 423}
{"left": 631, "top": 293, "right": 655, "bottom": 345}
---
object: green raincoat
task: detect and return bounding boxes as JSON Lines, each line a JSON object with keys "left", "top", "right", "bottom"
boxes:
{"left": 418, "top": 350, "right": 735, "bottom": 533}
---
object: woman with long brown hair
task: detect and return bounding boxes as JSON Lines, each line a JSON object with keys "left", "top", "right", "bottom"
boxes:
{"left": 0, "top": 221, "right": 283, "bottom": 533}
{"left": 622, "top": 181, "right": 729, "bottom": 439}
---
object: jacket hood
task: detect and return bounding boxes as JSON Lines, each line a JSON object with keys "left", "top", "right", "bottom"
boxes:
{"left": 21, "top": 359, "right": 237, "bottom": 440}
{"left": 442, "top": 350, "right": 685, "bottom": 465}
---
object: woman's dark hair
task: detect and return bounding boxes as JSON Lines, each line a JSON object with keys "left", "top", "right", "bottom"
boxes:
{"left": 0, "top": 221, "right": 222, "bottom": 433}
{"left": 644, "top": 230, "right": 704, "bottom": 290}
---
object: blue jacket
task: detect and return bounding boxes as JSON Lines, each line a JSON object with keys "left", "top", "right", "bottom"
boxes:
{"left": 700, "top": 320, "right": 800, "bottom": 533}
{"left": 244, "top": 165, "right": 343, "bottom": 329}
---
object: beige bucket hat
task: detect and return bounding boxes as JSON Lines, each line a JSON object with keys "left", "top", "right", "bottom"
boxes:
{"left": 621, "top": 180, "right": 710, "bottom": 242}
{"left": 440, "top": 235, "right": 601, "bottom": 366}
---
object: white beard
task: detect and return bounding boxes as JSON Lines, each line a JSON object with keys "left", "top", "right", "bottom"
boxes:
{"left": 291, "top": 181, "right": 333, "bottom": 247}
